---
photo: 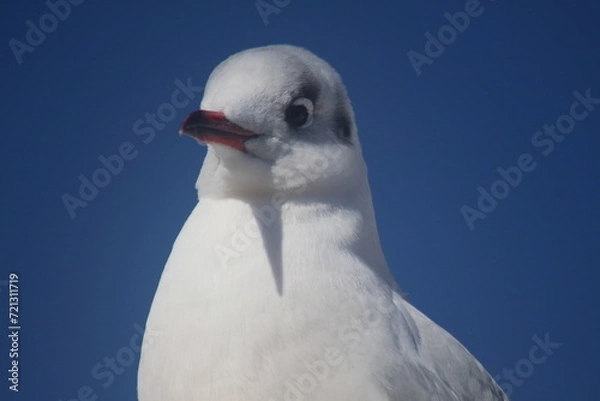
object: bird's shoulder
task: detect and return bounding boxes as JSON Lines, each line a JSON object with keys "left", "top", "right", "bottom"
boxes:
{"left": 386, "top": 293, "right": 510, "bottom": 401}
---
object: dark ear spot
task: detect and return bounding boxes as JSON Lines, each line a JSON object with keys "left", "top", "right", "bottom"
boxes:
{"left": 335, "top": 112, "right": 352, "bottom": 142}
{"left": 297, "top": 82, "right": 320, "bottom": 103}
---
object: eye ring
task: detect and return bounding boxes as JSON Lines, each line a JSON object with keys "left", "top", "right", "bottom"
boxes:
{"left": 285, "top": 97, "right": 314, "bottom": 129}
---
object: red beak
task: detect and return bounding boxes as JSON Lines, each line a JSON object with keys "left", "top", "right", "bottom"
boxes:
{"left": 179, "top": 110, "right": 259, "bottom": 151}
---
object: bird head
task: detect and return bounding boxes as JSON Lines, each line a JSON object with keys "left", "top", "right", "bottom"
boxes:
{"left": 180, "top": 45, "right": 366, "bottom": 199}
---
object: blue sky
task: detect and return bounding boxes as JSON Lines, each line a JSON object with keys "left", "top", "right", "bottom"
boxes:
{"left": 2, "top": 0, "right": 599, "bottom": 400}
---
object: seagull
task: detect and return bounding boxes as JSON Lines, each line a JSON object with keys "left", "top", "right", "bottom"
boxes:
{"left": 138, "top": 44, "right": 509, "bottom": 401}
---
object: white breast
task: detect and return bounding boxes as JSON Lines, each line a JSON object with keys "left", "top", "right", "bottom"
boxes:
{"left": 138, "top": 196, "right": 405, "bottom": 401}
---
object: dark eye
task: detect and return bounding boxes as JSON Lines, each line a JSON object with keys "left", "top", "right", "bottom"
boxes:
{"left": 285, "top": 97, "right": 314, "bottom": 128}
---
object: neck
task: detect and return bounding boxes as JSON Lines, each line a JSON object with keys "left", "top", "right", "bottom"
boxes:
{"left": 193, "top": 170, "right": 394, "bottom": 291}
{"left": 189, "top": 148, "right": 395, "bottom": 292}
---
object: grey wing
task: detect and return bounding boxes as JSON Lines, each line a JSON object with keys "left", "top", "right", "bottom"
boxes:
{"left": 389, "top": 292, "right": 510, "bottom": 401}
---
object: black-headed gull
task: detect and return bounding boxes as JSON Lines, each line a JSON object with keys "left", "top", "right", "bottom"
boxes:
{"left": 138, "top": 45, "right": 509, "bottom": 401}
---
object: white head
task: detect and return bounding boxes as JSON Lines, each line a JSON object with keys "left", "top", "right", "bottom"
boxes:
{"left": 180, "top": 45, "right": 367, "bottom": 199}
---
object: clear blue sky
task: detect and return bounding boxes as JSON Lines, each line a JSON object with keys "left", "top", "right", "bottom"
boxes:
{"left": 2, "top": 1, "right": 599, "bottom": 400}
